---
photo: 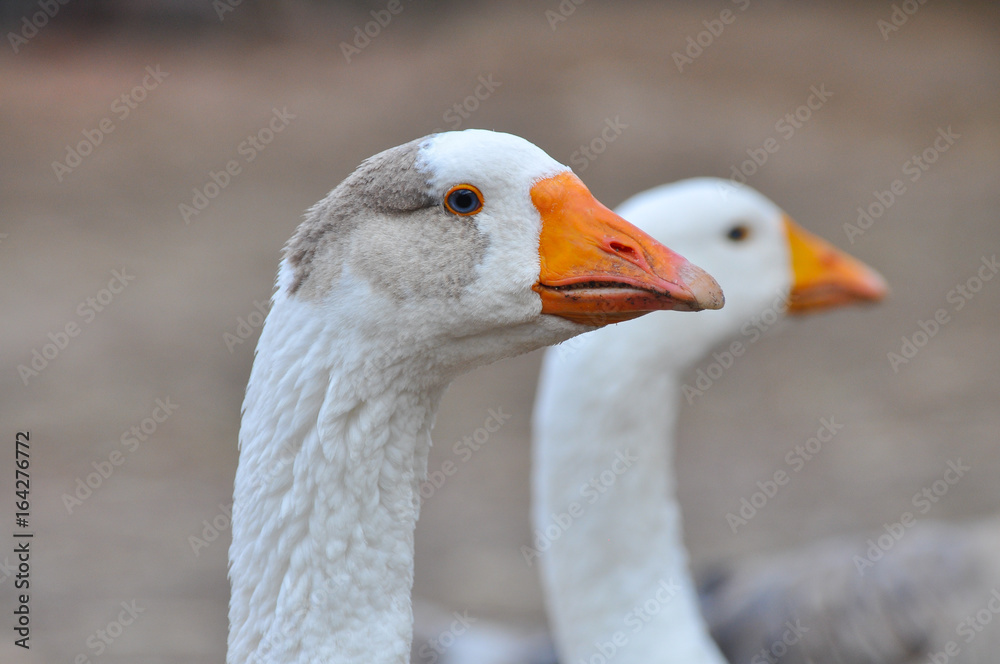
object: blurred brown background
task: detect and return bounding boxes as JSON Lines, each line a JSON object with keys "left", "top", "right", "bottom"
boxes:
{"left": 1, "top": 1, "right": 998, "bottom": 661}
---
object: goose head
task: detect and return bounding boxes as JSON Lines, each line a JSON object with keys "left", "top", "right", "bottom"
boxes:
{"left": 278, "top": 130, "right": 723, "bottom": 385}
{"left": 610, "top": 178, "right": 887, "bottom": 363}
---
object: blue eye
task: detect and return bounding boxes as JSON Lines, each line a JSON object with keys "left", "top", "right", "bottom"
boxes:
{"left": 444, "top": 185, "right": 483, "bottom": 216}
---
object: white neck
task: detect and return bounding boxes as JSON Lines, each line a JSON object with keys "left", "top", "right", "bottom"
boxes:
{"left": 532, "top": 317, "right": 728, "bottom": 664}
{"left": 228, "top": 293, "right": 445, "bottom": 664}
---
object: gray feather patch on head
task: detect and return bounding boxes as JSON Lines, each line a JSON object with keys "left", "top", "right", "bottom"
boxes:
{"left": 283, "top": 134, "right": 489, "bottom": 301}
{"left": 284, "top": 136, "right": 437, "bottom": 296}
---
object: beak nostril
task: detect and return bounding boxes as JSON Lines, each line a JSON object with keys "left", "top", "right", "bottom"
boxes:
{"left": 609, "top": 241, "right": 638, "bottom": 260}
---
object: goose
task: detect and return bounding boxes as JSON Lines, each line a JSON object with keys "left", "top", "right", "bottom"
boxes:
{"left": 227, "top": 130, "right": 725, "bottom": 664}
{"left": 531, "top": 178, "right": 887, "bottom": 664}
{"left": 701, "top": 517, "right": 1000, "bottom": 663}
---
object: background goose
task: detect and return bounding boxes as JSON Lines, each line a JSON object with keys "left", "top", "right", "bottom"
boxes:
{"left": 701, "top": 516, "right": 1000, "bottom": 664}
{"left": 228, "top": 131, "right": 723, "bottom": 664}
{"left": 531, "top": 178, "right": 886, "bottom": 664}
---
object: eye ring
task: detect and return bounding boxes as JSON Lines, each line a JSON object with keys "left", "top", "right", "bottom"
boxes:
{"left": 444, "top": 184, "right": 484, "bottom": 216}
{"left": 726, "top": 224, "right": 750, "bottom": 242}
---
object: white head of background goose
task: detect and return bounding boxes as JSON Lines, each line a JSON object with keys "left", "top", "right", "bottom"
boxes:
{"left": 228, "top": 131, "right": 723, "bottom": 664}
{"left": 532, "top": 178, "right": 886, "bottom": 664}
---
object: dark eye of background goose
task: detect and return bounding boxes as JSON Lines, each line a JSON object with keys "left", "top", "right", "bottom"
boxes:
{"left": 726, "top": 224, "right": 750, "bottom": 242}
{"left": 444, "top": 185, "right": 484, "bottom": 216}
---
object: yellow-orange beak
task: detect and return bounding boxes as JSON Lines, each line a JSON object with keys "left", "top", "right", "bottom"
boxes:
{"left": 531, "top": 172, "right": 724, "bottom": 326}
{"left": 785, "top": 215, "right": 888, "bottom": 313}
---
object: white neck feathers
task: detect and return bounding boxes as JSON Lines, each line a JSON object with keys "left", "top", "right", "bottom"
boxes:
{"left": 532, "top": 324, "right": 728, "bottom": 664}
{"left": 229, "top": 290, "right": 444, "bottom": 664}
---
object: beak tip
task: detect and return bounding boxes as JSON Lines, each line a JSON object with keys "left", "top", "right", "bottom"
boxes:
{"left": 679, "top": 263, "right": 725, "bottom": 311}
{"left": 705, "top": 292, "right": 726, "bottom": 310}
{"left": 855, "top": 264, "right": 890, "bottom": 303}
{"left": 785, "top": 214, "right": 889, "bottom": 310}
{"left": 870, "top": 270, "right": 890, "bottom": 300}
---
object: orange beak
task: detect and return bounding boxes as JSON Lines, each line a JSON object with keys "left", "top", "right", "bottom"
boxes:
{"left": 531, "top": 172, "right": 724, "bottom": 326}
{"left": 785, "top": 215, "right": 888, "bottom": 313}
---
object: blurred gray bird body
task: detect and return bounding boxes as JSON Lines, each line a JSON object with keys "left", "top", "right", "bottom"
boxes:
{"left": 701, "top": 517, "right": 1000, "bottom": 664}
{"left": 417, "top": 518, "right": 1000, "bottom": 664}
